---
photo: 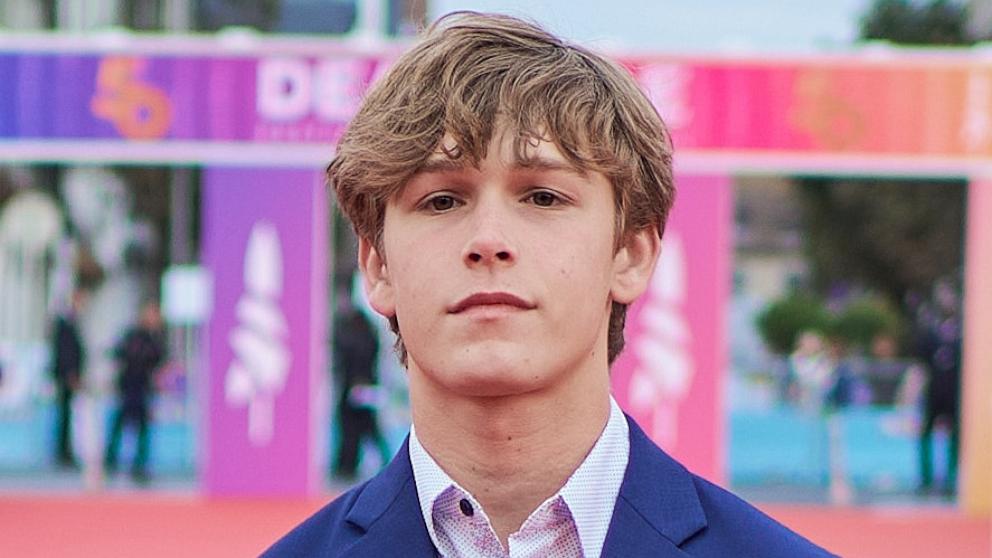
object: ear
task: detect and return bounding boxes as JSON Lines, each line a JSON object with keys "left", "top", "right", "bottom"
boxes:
{"left": 610, "top": 228, "right": 661, "bottom": 304}
{"left": 357, "top": 236, "right": 396, "bottom": 318}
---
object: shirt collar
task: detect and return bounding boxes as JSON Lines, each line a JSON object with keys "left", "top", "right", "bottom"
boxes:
{"left": 408, "top": 397, "right": 630, "bottom": 558}
{"left": 408, "top": 422, "right": 459, "bottom": 548}
{"left": 557, "top": 397, "right": 629, "bottom": 558}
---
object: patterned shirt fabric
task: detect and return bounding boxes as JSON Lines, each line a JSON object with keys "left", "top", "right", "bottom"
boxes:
{"left": 409, "top": 397, "right": 630, "bottom": 558}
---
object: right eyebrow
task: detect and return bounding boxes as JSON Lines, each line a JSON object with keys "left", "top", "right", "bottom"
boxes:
{"left": 415, "top": 158, "right": 468, "bottom": 175}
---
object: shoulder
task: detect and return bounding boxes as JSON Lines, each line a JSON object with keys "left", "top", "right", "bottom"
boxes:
{"left": 260, "top": 483, "right": 369, "bottom": 557}
{"left": 620, "top": 415, "right": 836, "bottom": 557}
{"left": 683, "top": 473, "right": 837, "bottom": 557}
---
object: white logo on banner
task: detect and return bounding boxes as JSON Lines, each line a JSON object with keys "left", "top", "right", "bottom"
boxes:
{"left": 627, "top": 233, "right": 694, "bottom": 449}
{"left": 638, "top": 64, "right": 694, "bottom": 131}
{"left": 225, "top": 221, "right": 291, "bottom": 446}
{"left": 962, "top": 70, "right": 992, "bottom": 153}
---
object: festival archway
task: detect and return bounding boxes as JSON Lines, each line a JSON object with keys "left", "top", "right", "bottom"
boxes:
{"left": 1, "top": 36, "right": 988, "bottom": 513}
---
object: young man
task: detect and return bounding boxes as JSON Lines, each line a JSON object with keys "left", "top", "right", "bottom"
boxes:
{"left": 266, "top": 12, "right": 835, "bottom": 557}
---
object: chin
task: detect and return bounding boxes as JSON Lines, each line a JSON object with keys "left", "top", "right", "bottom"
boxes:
{"left": 414, "top": 346, "right": 555, "bottom": 398}
{"left": 447, "top": 370, "right": 540, "bottom": 398}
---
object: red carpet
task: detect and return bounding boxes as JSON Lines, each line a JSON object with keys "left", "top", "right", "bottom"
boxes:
{"left": 761, "top": 503, "right": 991, "bottom": 558}
{"left": 0, "top": 493, "right": 327, "bottom": 557}
{"left": 0, "top": 493, "right": 988, "bottom": 557}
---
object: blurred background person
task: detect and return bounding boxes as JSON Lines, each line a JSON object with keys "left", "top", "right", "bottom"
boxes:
{"left": 50, "top": 288, "right": 87, "bottom": 470}
{"left": 331, "top": 291, "right": 389, "bottom": 482}
{"left": 786, "top": 330, "right": 834, "bottom": 491}
{"left": 103, "top": 301, "right": 166, "bottom": 484}
{"left": 915, "top": 278, "right": 962, "bottom": 497}
{"left": 789, "top": 331, "right": 833, "bottom": 414}
{"left": 823, "top": 335, "right": 862, "bottom": 504}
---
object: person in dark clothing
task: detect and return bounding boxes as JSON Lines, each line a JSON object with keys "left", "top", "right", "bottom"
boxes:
{"left": 50, "top": 289, "right": 87, "bottom": 469}
{"left": 332, "top": 301, "right": 390, "bottom": 481}
{"left": 104, "top": 301, "right": 166, "bottom": 483}
{"left": 916, "top": 281, "right": 962, "bottom": 496}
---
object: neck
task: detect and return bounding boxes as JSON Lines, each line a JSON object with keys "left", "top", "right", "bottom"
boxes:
{"left": 409, "top": 358, "right": 611, "bottom": 547}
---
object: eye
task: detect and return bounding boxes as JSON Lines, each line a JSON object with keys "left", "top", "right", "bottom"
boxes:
{"left": 528, "top": 190, "right": 561, "bottom": 207}
{"left": 424, "top": 194, "right": 459, "bottom": 212}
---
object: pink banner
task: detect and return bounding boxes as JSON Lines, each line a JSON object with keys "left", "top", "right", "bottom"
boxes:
{"left": 626, "top": 59, "right": 975, "bottom": 157}
{"left": 611, "top": 174, "right": 731, "bottom": 484}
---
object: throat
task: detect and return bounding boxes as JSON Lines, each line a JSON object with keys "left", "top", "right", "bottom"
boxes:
{"left": 417, "top": 400, "right": 610, "bottom": 545}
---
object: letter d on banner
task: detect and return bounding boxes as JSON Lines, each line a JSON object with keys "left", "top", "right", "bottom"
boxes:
{"left": 257, "top": 58, "right": 312, "bottom": 121}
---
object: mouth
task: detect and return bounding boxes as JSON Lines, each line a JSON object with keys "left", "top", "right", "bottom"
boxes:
{"left": 448, "top": 292, "right": 536, "bottom": 314}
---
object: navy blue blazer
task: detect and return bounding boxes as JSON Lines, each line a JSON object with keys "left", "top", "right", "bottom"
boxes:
{"left": 263, "top": 416, "right": 836, "bottom": 557}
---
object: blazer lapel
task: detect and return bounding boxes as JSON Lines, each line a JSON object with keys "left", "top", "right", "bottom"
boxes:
{"left": 340, "top": 438, "right": 438, "bottom": 558}
{"left": 600, "top": 416, "right": 707, "bottom": 557}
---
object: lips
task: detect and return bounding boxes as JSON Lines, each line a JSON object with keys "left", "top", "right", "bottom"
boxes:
{"left": 449, "top": 292, "right": 536, "bottom": 314}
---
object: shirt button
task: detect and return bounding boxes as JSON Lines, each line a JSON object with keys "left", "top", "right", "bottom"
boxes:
{"left": 459, "top": 498, "right": 474, "bottom": 517}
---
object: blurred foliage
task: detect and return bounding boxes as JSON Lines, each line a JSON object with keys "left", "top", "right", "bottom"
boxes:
{"left": 0, "top": 171, "right": 17, "bottom": 208}
{"left": 795, "top": 178, "right": 966, "bottom": 309}
{"left": 757, "top": 292, "right": 905, "bottom": 354}
{"left": 860, "top": 0, "right": 975, "bottom": 45}
{"left": 756, "top": 293, "right": 831, "bottom": 354}
{"left": 829, "top": 297, "right": 904, "bottom": 350}
{"left": 195, "top": 0, "right": 282, "bottom": 32}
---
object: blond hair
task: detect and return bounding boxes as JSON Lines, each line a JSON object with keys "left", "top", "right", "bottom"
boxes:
{"left": 330, "top": 11, "right": 675, "bottom": 364}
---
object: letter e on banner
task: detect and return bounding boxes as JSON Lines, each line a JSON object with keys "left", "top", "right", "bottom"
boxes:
{"left": 313, "top": 59, "right": 365, "bottom": 121}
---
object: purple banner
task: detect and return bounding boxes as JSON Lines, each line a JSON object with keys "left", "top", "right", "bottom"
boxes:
{"left": 202, "top": 167, "right": 328, "bottom": 497}
{"left": 0, "top": 53, "right": 385, "bottom": 143}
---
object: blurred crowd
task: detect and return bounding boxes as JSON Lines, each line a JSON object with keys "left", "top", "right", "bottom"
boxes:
{"left": 781, "top": 279, "right": 962, "bottom": 499}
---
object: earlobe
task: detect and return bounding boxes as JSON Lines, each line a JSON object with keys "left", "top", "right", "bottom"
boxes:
{"left": 357, "top": 237, "right": 396, "bottom": 318}
{"left": 611, "top": 228, "right": 662, "bottom": 304}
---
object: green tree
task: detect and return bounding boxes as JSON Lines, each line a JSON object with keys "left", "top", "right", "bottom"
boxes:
{"left": 756, "top": 293, "right": 831, "bottom": 355}
{"left": 796, "top": 177, "right": 966, "bottom": 308}
{"left": 830, "top": 297, "right": 904, "bottom": 351}
{"left": 860, "top": 0, "right": 974, "bottom": 45}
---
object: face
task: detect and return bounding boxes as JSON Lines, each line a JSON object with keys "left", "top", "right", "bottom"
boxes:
{"left": 141, "top": 303, "right": 162, "bottom": 330}
{"left": 71, "top": 291, "right": 88, "bottom": 314}
{"left": 360, "top": 128, "right": 659, "bottom": 398}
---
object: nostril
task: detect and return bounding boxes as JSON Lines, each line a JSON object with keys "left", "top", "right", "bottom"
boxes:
{"left": 496, "top": 251, "right": 511, "bottom": 261}
{"left": 469, "top": 253, "right": 482, "bottom": 263}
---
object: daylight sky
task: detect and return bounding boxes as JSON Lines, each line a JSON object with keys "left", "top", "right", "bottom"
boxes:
{"left": 430, "top": 0, "right": 875, "bottom": 54}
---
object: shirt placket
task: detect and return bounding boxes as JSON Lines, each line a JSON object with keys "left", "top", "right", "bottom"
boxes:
{"left": 435, "top": 489, "right": 507, "bottom": 558}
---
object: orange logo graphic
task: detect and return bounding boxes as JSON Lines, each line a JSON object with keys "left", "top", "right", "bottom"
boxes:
{"left": 91, "top": 57, "right": 173, "bottom": 140}
{"left": 790, "top": 70, "right": 866, "bottom": 151}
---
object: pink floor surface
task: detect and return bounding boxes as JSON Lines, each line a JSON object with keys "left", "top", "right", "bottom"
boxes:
{"left": 0, "top": 493, "right": 988, "bottom": 557}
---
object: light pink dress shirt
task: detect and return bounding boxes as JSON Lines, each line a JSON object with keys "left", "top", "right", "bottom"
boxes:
{"left": 409, "top": 397, "right": 630, "bottom": 558}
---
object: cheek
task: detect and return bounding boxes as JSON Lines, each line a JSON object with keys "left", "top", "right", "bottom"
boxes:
{"left": 388, "top": 241, "right": 448, "bottom": 311}
{"left": 549, "top": 232, "right": 614, "bottom": 294}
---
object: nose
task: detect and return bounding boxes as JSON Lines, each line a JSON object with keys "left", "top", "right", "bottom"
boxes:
{"left": 462, "top": 199, "right": 516, "bottom": 268}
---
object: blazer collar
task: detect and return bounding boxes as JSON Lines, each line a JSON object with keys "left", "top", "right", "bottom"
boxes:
{"left": 341, "top": 437, "right": 437, "bottom": 557}
{"left": 600, "top": 415, "right": 708, "bottom": 556}
{"left": 340, "top": 415, "right": 707, "bottom": 557}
